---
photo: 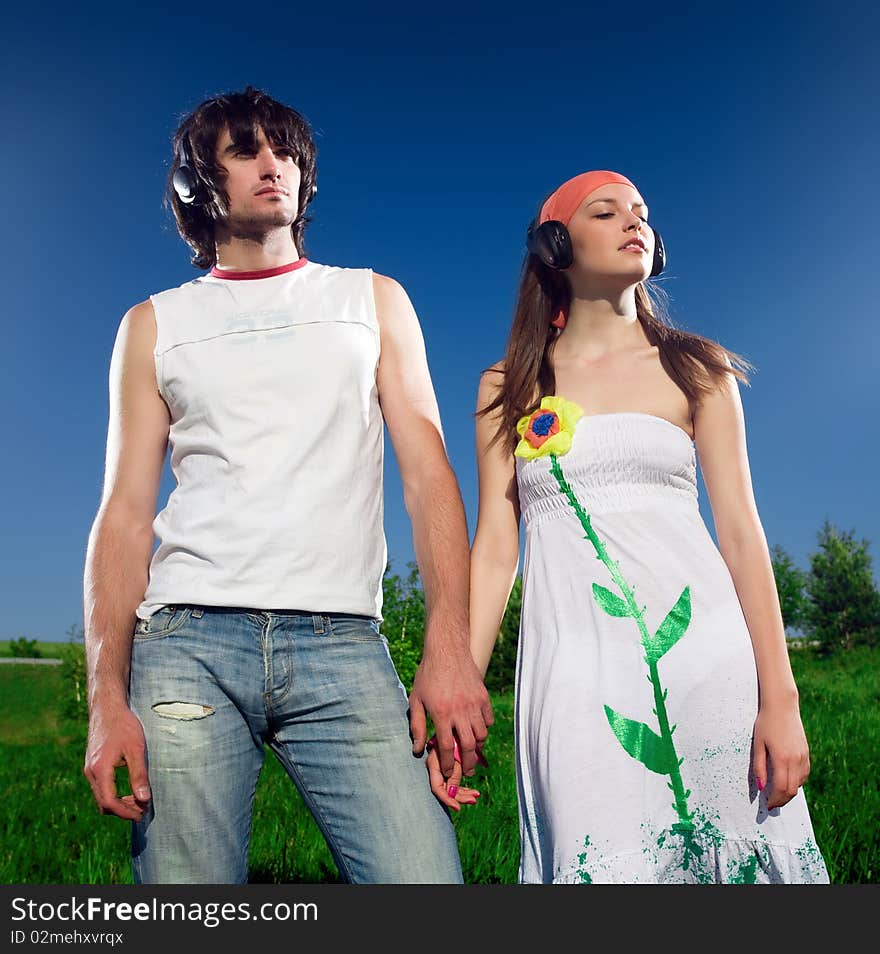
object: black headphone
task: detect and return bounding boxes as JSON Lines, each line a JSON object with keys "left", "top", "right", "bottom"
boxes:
{"left": 526, "top": 217, "right": 666, "bottom": 277}
{"left": 172, "top": 136, "right": 207, "bottom": 206}
{"left": 171, "top": 134, "right": 319, "bottom": 208}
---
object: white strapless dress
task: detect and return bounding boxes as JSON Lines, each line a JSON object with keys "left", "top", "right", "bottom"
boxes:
{"left": 514, "top": 412, "right": 829, "bottom": 883}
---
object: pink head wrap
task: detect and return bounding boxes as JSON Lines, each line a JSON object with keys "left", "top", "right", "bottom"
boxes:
{"left": 540, "top": 170, "right": 638, "bottom": 225}
{"left": 539, "top": 170, "right": 640, "bottom": 329}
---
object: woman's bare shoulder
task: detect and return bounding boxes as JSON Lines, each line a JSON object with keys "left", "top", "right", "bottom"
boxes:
{"left": 476, "top": 361, "right": 507, "bottom": 417}
{"left": 478, "top": 359, "right": 506, "bottom": 389}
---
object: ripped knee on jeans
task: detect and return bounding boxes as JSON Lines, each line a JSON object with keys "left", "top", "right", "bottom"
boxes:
{"left": 151, "top": 702, "right": 215, "bottom": 720}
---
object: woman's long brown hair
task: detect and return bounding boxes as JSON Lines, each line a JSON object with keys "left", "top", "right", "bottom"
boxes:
{"left": 479, "top": 253, "right": 753, "bottom": 456}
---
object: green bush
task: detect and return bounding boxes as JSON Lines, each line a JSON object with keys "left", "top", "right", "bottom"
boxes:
{"left": 9, "top": 637, "right": 41, "bottom": 658}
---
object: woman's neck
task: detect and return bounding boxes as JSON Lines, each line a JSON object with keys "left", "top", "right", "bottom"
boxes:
{"left": 558, "top": 293, "right": 644, "bottom": 358}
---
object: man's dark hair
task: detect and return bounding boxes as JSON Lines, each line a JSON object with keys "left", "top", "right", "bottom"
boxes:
{"left": 167, "top": 86, "right": 317, "bottom": 270}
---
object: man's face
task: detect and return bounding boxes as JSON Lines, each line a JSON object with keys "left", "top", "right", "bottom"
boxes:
{"left": 214, "top": 125, "right": 302, "bottom": 230}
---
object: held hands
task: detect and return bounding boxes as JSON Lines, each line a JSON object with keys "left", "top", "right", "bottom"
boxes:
{"left": 408, "top": 639, "right": 493, "bottom": 805}
{"left": 84, "top": 703, "right": 151, "bottom": 821}
{"left": 425, "top": 737, "right": 482, "bottom": 812}
{"left": 752, "top": 698, "right": 811, "bottom": 810}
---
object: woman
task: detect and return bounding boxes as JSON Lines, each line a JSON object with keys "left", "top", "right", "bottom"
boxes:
{"left": 462, "top": 170, "right": 828, "bottom": 883}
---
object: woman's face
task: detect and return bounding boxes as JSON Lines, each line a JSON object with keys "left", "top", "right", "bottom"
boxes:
{"left": 564, "top": 182, "right": 654, "bottom": 284}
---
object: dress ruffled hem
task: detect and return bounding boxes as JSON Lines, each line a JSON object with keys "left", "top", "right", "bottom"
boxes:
{"left": 524, "top": 833, "right": 829, "bottom": 885}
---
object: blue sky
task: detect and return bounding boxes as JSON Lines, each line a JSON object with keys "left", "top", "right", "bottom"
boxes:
{"left": 2, "top": 3, "right": 878, "bottom": 641}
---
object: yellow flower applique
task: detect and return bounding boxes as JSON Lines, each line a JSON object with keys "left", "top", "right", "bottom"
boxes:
{"left": 515, "top": 396, "right": 584, "bottom": 460}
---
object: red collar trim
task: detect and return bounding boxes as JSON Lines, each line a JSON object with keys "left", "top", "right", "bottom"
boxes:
{"left": 209, "top": 257, "right": 309, "bottom": 280}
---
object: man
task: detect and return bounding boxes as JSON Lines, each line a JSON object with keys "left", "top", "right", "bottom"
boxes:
{"left": 82, "top": 86, "right": 491, "bottom": 884}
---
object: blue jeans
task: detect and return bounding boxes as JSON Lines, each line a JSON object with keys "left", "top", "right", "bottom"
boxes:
{"left": 129, "top": 605, "right": 463, "bottom": 884}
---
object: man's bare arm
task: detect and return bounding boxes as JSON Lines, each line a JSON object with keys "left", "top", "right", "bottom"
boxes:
{"left": 83, "top": 299, "right": 169, "bottom": 820}
{"left": 373, "top": 274, "right": 493, "bottom": 786}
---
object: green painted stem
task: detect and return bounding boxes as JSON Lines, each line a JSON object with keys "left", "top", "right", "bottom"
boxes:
{"left": 549, "top": 454, "right": 694, "bottom": 830}
{"left": 648, "top": 660, "right": 693, "bottom": 830}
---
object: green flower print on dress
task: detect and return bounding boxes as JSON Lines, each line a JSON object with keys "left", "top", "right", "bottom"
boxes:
{"left": 518, "top": 406, "right": 826, "bottom": 884}
{"left": 547, "top": 454, "right": 696, "bottom": 836}
{"left": 516, "top": 399, "right": 705, "bottom": 873}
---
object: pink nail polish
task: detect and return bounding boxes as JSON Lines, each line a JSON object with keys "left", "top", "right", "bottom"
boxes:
{"left": 448, "top": 785, "right": 458, "bottom": 798}
{"left": 756, "top": 777, "right": 764, "bottom": 791}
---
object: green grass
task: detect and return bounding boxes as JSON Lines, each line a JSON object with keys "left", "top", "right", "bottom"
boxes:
{"left": 0, "top": 663, "right": 519, "bottom": 885}
{"left": 0, "top": 649, "right": 876, "bottom": 883}
{"left": 789, "top": 645, "right": 879, "bottom": 882}
{"left": 0, "top": 665, "right": 71, "bottom": 746}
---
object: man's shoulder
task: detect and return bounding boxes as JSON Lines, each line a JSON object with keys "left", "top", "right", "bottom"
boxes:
{"left": 370, "top": 272, "right": 413, "bottom": 324}
{"left": 305, "top": 259, "right": 362, "bottom": 269}
{"left": 370, "top": 271, "right": 404, "bottom": 294}
{"left": 116, "top": 299, "right": 157, "bottom": 339}
{"left": 148, "top": 274, "right": 212, "bottom": 305}
{"left": 307, "top": 260, "right": 372, "bottom": 278}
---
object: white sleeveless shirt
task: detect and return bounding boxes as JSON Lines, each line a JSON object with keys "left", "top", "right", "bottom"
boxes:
{"left": 137, "top": 258, "right": 386, "bottom": 620}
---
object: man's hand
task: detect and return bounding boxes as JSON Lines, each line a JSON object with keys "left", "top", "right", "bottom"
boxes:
{"left": 84, "top": 703, "right": 151, "bottom": 821}
{"left": 409, "top": 638, "right": 493, "bottom": 779}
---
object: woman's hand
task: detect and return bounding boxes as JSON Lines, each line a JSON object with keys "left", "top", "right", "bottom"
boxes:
{"left": 425, "top": 742, "right": 481, "bottom": 812}
{"left": 752, "top": 698, "right": 811, "bottom": 810}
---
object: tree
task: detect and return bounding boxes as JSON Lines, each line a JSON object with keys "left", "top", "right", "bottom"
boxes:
{"left": 770, "top": 544, "right": 808, "bottom": 632}
{"left": 381, "top": 562, "right": 425, "bottom": 692}
{"left": 804, "top": 520, "right": 880, "bottom": 653}
{"left": 59, "top": 623, "right": 87, "bottom": 725}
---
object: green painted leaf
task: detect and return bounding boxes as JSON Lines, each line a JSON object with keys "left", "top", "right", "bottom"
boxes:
{"left": 645, "top": 586, "right": 691, "bottom": 664}
{"left": 603, "top": 704, "right": 676, "bottom": 775}
{"left": 592, "top": 584, "right": 631, "bottom": 617}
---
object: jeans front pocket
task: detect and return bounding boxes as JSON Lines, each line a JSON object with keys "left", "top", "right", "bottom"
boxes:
{"left": 133, "top": 605, "right": 193, "bottom": 641}
{"left": 325, "top": 614, "right": 384, "bottom": 642}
